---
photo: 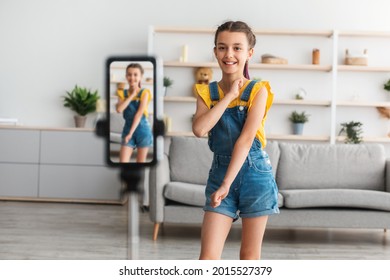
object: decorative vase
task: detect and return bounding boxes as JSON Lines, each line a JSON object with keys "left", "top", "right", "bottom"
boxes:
{"left": 74, "top": 115, "right": 87, "bottom": 128}
{"left": 292, "top": 123, "right": 304, "bottom": 135}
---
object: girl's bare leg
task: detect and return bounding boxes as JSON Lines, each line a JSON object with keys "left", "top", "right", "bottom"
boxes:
{"left": 136, "top": 147, "right": 149, "bottom": 163}
{"left": 240, "top": 216, "right": 268, "bottom": 260}
{"left": 120, "top": 145, "right": 134, "bottom": 163}
{"left": 199, "top": 211, "right": 233, "bottom": 260}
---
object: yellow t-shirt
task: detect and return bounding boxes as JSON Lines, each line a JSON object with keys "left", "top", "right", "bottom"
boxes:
{"left": 194, "top": 80, "right": 274, "bottom": 148}
{"left": 117, "top": 88, "right": 151, "bottom": 117}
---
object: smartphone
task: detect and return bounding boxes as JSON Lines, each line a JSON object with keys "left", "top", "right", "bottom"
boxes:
{"left": 104, "top": 56, "right": 164, "bottom": 167}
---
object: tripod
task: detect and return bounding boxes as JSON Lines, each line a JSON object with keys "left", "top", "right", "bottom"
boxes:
{"left": 120, "top": 167, "right": 143, "bottom": 260}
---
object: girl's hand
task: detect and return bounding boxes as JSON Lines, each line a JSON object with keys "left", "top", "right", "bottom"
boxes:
{"left": 225, "top": 78, "right": 243, "bottom": 101}
{"left": 125, "top": 133, "right": 133, "bottom": 144}
{"left": 210, "top": 185, "right": 230, "bottom": 208}
{"left": 127, "top": 88, "right": 138, "bottom": 99}
{"left": 131, "top": 87, "right": 138, "bottom": 95}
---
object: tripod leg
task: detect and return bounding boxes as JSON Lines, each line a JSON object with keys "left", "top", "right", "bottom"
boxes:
{"left": 127, "top": 192, "right": 139, "bottom": 260}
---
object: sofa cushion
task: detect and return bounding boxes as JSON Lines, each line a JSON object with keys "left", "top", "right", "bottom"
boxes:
{"left": 110, "top": 112, "right": 124, "bottom": 134}
{"left": 276, "top": 143, "right": 385, "bottom": 191}
{"left": 110, "top": 113, "right": 125, "bottom": 143}
{"left": 169, "top": 136, "right": 213, "bottom": 185}
{"left": 277, "top": 192, "right": 284, "bottom": 208}
{"left": 110, "top": 132, "right": 122, "bottom": 143}
{"left": 264, "top": 140, "right": 280, "bottom": 176}
{"left": 280, "top": 189, "right": 390, "bottom": 211}
{"left": 164, "top": 182, "right": 205, "bottom": 207}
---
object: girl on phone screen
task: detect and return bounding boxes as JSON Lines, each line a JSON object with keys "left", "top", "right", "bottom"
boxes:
{"left": 116, "top": 63, "right": 152, "bottom": 163}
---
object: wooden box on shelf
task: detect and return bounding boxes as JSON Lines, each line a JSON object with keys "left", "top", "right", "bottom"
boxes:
{"left": 344, "top": 49, "right": 368, "bottom": 66}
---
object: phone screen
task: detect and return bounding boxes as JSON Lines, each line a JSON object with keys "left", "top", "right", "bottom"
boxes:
{"left": 105, "top": 56, "right": 163, "bottom": 167}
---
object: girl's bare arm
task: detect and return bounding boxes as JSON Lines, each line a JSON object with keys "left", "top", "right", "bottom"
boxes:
{"left": 192, "top": 79, "right": 242, "bottom": 137}
{"left": 116, "top": 90, "right": 137, "bottom": 113}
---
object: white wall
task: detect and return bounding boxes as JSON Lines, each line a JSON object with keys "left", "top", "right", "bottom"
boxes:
{"left": 1, "top": 0, "right": 390, "bottom": 127}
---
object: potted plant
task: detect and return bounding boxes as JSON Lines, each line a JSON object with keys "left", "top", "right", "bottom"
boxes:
{"left": 163, "top": 76, "right": 174, "bottom": 96}
{"left": 289, "top": 111, "right": 309, "bottom": 135}
{"left": 338, "top": 121, "right": 363, "bottom": 144}
{"left": 294, "top": 88, "right": 307, "bottom": 100}
{"left": 384, "top": 79, "right": 390, "bottom": 92}
{"left": 63, "top": 85, "right": 100, "bottom": 128}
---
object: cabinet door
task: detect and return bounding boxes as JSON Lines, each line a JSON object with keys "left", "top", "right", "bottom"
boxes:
{"left": 39, "top": 165, "right": 121, "bottom": 201}
{"left": 0, "top": 163, "right": 39, "bottom": 197}
{"left": 0, "top": 129, "right": 40, "bottom": 163}
{"left": 40, "top": 131, "right": 105, "bottom": 165}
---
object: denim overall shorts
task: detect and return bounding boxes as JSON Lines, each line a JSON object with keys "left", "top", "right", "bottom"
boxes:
{"left": 204, "top": 80, "right": 280, "bottom": 220}
{"left": 121, "top": 89, "right": 153, "bottom": 148}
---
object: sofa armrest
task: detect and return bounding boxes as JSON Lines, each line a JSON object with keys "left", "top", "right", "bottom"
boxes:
{"left": 386, "top": 158, "right": 390, "bottom": 193}
{"left": 149, "top": 153, "right": 170, "bottom": 223}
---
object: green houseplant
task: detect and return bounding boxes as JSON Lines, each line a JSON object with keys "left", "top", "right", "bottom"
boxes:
{"left": 339, "top": 121, "right": 363, "bottom": 144}
{"left": 289, "top": 111, "right": 309, "bottom": 135}
{"left": 384, "top": 79, "right": 390, "bottom": 92}
{"left": 63, "top": 85, "right": 100, "bottom": 127}
{"left": 163, "top": 76, "right": 174, "bottom": 96}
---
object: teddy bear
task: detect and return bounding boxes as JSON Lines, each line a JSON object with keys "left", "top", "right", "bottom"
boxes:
{"left": 193, "top": 67, "right": 213, "bottom": 98}
{"left": 194, "top": 67, "right": 213, "bottom": 85}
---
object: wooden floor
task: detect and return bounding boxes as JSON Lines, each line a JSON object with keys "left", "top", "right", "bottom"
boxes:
{"left": 0, "top": 200, "right": 389, "bottom": 260}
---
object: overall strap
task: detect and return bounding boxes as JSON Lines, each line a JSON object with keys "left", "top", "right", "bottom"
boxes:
{"left": 240, "top": 80, "right": 258, "bottom": 102}
{"left": 209, "top": 81, "right": 219, "bottom": 102}
{"left": 137, "top": 88, "right": 145, "bottom": 98}
{"left": 124, "top": 89, "right": 144, "bottom": 99}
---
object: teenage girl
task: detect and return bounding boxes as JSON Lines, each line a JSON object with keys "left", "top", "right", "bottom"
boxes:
{"left": 192, "top": 21, "right": 279, "bottom": 260}
{"left": 116, "top": 63, "right": 153, "bottom": 163}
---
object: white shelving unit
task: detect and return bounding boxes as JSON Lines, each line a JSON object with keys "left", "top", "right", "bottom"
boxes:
{"left": 150, "top": 26, "right": 390, "bottom": 144}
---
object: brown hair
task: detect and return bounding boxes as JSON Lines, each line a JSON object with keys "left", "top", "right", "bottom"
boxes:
{"left": 214, "top": 21, "right": 256, "bottom": 79}
{"left": 126, "top": 63, "right": 144, "bottom": 87}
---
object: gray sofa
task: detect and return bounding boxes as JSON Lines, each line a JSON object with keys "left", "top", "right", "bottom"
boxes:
{"left": 109, "top": 112, "right": 124, "bottom": 155}
{"left": 149, "top": 136, "right": 390, "bottom": 240}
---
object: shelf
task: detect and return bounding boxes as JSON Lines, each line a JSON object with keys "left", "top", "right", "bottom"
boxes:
{"left": 0, "top": 125, "right": 95, "bottom": 132}
{"left": 163, "top": 96, "right": 332, "bottom": 106}
{"left": 339, "top": 31, "right": 390, "bottom": 38}
{"left": 154, "top": 27, "right": 333, "bottom": 37}
{"left": 337, "top": 101, "right": 390, "bottom": 107}
{"left": 154, "top": 27, "right": 214, "bottom": 34}
{"left": 164, "top": 96, "right": 331, "bottom": 106}
{"left": 164, "top": 61, "right": 332, "bottom": 72}
{"left": 110, "top": 65, "right": 154, "bottom": 70}
{"left": 267, "top": 134, "right": 330, "bottom": 141}
{"left": 338, "top": 65, "right": 390, "bottom": 72}
{"left": 253, "top": 29, "right": 333, "bottom": 37}
{"left": 110, "top": 80, "right": 153, "bottom": 85}
{"left": 164, "top": 61, "right": 218, "bottom": 68}
{"left": 155, "top": 27, "right": 390, "bottom": 39}
{"left": 164, "top": 96, "right": 196, "bottom": 102}
{"left": 251, "top": 63, "right": 332, "bottom": 72}
{"left": 274, "top": 99, "right": 331, "bottom": 106}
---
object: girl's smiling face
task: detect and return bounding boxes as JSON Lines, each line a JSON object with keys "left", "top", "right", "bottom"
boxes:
{"left": 214, "top": 31, "right": 254, "bottom": 76}
{"left": 126, "top": 67, "right": 142, "bottom": 87}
